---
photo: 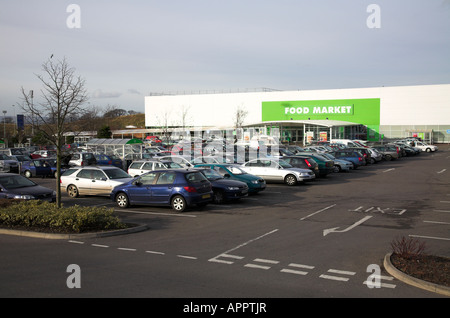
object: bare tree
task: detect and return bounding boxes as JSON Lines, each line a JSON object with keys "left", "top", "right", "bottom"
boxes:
{"left": 233, "top": 104, "right": 248, "bottom": 129}
{"left": 20, "top": 57, "right": 88, "bottom": 207}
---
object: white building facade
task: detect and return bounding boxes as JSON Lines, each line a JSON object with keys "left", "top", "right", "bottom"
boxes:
{"left": 145, "top": 84, "right": 450, "bottom": 144}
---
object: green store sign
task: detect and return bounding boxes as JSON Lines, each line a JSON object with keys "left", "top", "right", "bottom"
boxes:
{"left": 262, "top": 98, "right": 381, "bottom": 140}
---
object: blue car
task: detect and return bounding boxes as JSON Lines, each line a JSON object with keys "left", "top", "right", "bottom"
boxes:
{"left": 332, "top": 150, "right": 366, "bottom": 169}
{"left": 94, "top": 154, "right": 123, "bottom": 168}
{"left": 0, "top": 173, "right": 56, "bottom": 202}
{"left": 21, "top": 158, "right": 67, "bottom": 178}
{"left": 21, "top": 159, "right": 54, "bottom": 178}
{"left": 111, "top": 169, "right": 213, "bottom": 212}
{"left": 197, "top": 168, "right": 248, "bottom": 203}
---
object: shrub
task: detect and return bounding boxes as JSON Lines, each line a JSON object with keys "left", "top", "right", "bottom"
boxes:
{"left": 0, "top": 200, "right": 127, "bottom": 233}
{"left": 390, "top": 235, "right": 427, "bottom": 259}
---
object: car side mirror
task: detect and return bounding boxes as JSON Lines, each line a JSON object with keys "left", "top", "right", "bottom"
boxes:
{"left": 224, "top": 173, "right": 231, "bottom": 178}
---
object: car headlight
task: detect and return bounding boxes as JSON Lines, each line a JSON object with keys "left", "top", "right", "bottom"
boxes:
{"left": 11, "top": 194, "right": 35, "bottom": 200}
{"left": 227, "top": 186, "right": 240, "bottom": 191}
{"left": 251, "top": 180, "right": 259, "bottom": 184}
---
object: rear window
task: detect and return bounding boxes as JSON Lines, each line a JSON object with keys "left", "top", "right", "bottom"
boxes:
{"left": 62, "top": 168, "right": 79, "bottom": 176}
{"left": 185, "top": 172, "right": 208, "bottom": 183}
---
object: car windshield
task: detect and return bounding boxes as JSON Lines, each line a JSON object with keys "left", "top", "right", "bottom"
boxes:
{"left": 200, "top": 169, "right": 223, "bottom": 180}
{"left": 0, "top": 175, "right": 37, "bottom": 189}
{"left": 104, "top": 169, "right": 131, "bottom": 179}
{"left": 226, "top": 166, "right": 246, "bottom": 175}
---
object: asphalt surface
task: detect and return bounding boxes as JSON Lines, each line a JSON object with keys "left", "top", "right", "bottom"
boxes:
{"left": 1, "top": 146, "right": 449, "bottom": 305}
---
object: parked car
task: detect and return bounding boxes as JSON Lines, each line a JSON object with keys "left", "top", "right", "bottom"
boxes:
{"left": 157, "top": 155, "right": 193, "bottom": 168}
{"left": 371, "top": 146, "right": 399, "bottom": 161}
{"left": 60, "top": 166, "right": 133, "bottom": 197}
{"left": 281, "top": 156, "right": 320, "bottom": 177}
{"left": 319, "top": 153, "right": 353, "bottom": 172}
{"left": 194, "top": 163, "right": 266, "bottom": 194}
{"left": 94, "top": 154, "right": 123, "bottom": 168}
{"left": 31, "top": 150, "right": 56, "bottom": 158}
{"left": 346, "top": 147, "right": 372, "bottom": 165}
{"left": 0, "top": 154, "right": 20, "bottom": 173}
{"left": 293, "top": 152, "right": 335, "bottom": 177}
{"left": 197, "top": 168, "right": 248, "bottom": 203}
{"left": 241, "top": 158, "right": 315, "bottom": 186}
{"left": 191, "top": 156, "right": 232, "bottom": 164}
{"left": 410, "top": 141, "right": 438, "bottom": 152}
{"left": 21, "top": 159, "right": 54, "bottom": 178}
{"left": 332, "top": 150, "right": 366, "bottom": 168}
{"left": 366, "top": 147, "right": 383, "bottom": 163}
{"left": 68, "top": 152, "right": 97, "bottom": 166}
{"left": 127, "top": 160, "right": 183, "bottom": 177}
{"left": 111, "top": 169, "right": 213, "bottom": 212}
{"left": 0, "top": 173, "right": 56, "bottom": 202}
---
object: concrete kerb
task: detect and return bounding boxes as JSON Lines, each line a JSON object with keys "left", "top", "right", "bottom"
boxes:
{"left": 384, "top": 253, "right": 450, "bottom": 297}
{"left": 0, "top": 224, "right": 148, "bottom": 240}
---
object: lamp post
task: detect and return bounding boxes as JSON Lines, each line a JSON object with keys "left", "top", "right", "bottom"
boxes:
{"left": 2, "top": 110, "right": 7, "bottom": 147}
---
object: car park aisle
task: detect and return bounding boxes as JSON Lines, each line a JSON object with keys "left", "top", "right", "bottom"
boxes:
{"left": 4, "top": 145, "right": 449, "bottom": 297}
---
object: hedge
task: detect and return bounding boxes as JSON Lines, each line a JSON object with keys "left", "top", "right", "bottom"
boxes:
{"left": 0, "top": 199, "right": 127, "bottom": 233}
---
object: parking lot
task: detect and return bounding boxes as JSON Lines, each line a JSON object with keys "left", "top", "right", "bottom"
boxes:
{"left": 1, "top": 145, "right": 449, "bottom": 299}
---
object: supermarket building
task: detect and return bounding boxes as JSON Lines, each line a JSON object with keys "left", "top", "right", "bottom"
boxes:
{"left": 144, "top": 84, "right": 450, "bottom": 144}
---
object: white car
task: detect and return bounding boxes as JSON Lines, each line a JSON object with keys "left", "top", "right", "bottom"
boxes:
{"left": 241, "top": 158, "right": 315, "bottom": 185}
{"left": 60, "top": 166, "right": 133, "bottom": 197}
{"left": 157, "top": 155, "right": 193, "bottom": 168}
{"left": 127, "top": 160, "right": 183, "bottom": 177}
{"left": 411, "top": 141, "right": 438, "bottom": 152}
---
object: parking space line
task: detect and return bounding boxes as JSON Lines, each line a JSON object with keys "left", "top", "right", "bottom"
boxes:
{"left": 409, "top": 234, "right": 450, "bottom": 241}
{"left": 424, "top": 220, "right": 450, "bottom": 225}
{"left": 382, "top": 168, "right": 395, "bottom": 173}
{"left": 146, "top": 250, "right": 165, "bottom": 255}
{"left": 437, "top": 169, "right": 447, "bottom": 174}
{"left": 208, "top": 253, "right": 244, "bottom": 264}
{"left": 114, "top": 209, "right": 197, "bottom": 217}
{"left": 177, "top": 255, "right": 197, "bottom": 260}
{"left": 320, "top": 269, "right": 356, "bottom": 282}
{"left": 118, "top": 247, "right": 136, "bottom": 251}
{"left": 91, "top": 244, "right": 109, "bottom": 248}
{"left": 300, "top": 204, "right": 336, "bottom": 221}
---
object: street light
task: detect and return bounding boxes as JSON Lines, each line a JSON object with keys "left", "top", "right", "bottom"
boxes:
{"left": 3, "top": 110, "right": 7, "bottom": 146}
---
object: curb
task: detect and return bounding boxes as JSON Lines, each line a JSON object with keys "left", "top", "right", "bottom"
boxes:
{"left": 384, "top": 253, "right": 450, "bottom": 297}
{"left": 0, "top": 224, "right": 148, "bottom": 240}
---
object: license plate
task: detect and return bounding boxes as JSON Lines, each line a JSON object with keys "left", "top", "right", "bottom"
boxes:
{"left": 202, "top": 194, "right": 211, "bottom": 199}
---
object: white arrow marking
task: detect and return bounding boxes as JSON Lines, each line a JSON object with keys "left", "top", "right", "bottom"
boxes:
{"left": 323, "top": 215, "right": 373, "bottom": 236}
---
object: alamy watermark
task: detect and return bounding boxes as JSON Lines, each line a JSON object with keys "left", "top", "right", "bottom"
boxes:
{"left": 66, "top": 264, "right": 81, "bottom": 288}
{"left": 367, "top": 4, "right": 381, "bottom": 29}
{"left": 66, "top": 4, "right": 81, "bottom": 29}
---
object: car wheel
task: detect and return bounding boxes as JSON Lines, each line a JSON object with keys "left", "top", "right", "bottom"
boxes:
{"left": 284, "top": 174, "right": 297, "bottom": 186}
{"left": 67, "top": 184, "right": 79, "bottom": 198}
{"left": 115, "top": 192, "right": 129, "bottom": 208}
{"left": 171, "top": 195, "right": 186, "bottom": 212}
{"left": 213, "top": 190, "right": 225, "bottom": 204}
{"left": 426, "top": 148, "right": 431, "bottom": 152}
{"left": 385, "top": 154, "right": 392, "bottom": 161}
{"left": 24, "top": 170, "right": 32, "bottom": 178}
{"left": 334, "top": 165, "right": 341, "bottom": 173}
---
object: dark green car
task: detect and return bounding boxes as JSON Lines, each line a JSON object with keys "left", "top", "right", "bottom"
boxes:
{"left": 294, "top": 152, "right": 335, "bottom": 177}
{"left": 194, "top": 163, "right": 266, "bottom": 194}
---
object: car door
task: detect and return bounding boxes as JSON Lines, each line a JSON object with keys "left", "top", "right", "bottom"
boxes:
{"left": 151, "top": 171, "right": 176, "bottom": 204}
{"left": 73, "top": 169, "right": 95, "bottom": 195}
{"left": 33, "top": 160, "right": 52, "bottom": 177}
{"left": 89, "top": 169, "right": 111, "bottom": 195}
{"left": 263, "top": 159, "right": 284, "bottom": 181}
{"left": 126, "top": 172, "right": 158, "bottom": 204}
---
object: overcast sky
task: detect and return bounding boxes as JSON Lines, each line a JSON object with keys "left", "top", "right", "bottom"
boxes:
{"left": 0, "top": 0, "right": 449, "bottom": 116}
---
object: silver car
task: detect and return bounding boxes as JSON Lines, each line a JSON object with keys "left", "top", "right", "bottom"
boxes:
{"left": 60, "top": 166, "right": 133, "bottom": 197}
{"left": 241, "top": 158, "right": 315, "bottom": 186}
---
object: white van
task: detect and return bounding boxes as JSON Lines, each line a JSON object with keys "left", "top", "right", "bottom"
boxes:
{"left": 330, "top": 139, "right": 361, "bottom": 148}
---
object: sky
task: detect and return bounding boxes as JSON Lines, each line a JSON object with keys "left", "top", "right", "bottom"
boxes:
{"left": 0, "top": 0, "right": 449, "bottom": 117}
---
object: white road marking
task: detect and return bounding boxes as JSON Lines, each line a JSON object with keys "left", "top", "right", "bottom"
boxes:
{"left": 300, "top": 204, "right": 336, "bottom": 221}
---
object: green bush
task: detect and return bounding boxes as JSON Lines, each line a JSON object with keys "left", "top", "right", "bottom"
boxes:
{"left": 0, "top": 200, "right": 127, "bottom": 233}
